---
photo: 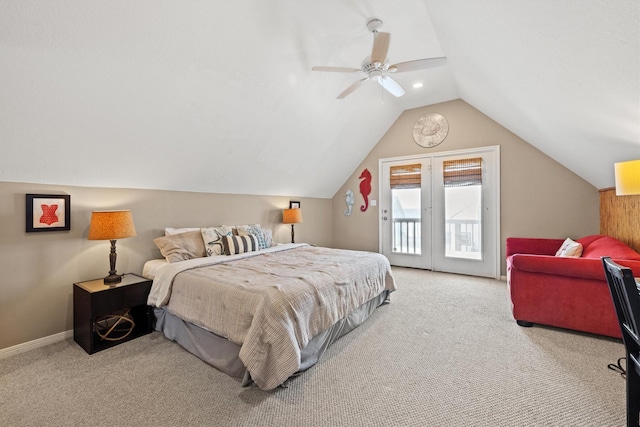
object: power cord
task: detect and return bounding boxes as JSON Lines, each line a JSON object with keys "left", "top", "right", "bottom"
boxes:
{"left": 608, "top": 357, "right": 627, "bottom": 379}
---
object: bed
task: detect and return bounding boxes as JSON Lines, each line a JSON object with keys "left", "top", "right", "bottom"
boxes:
{"left": 144, "top": 242, "right": 396, "bottom": 390}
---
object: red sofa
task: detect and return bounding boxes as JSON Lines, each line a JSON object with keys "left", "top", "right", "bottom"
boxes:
{"left": 506, "top": 235, "right": 640, "bottom": 338}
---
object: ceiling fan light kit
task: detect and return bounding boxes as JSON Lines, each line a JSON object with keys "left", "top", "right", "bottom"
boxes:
{"left": 312, "top": 17, "right": 447, "bottom": 99}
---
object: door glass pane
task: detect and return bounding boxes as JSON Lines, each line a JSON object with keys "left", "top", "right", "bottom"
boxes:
{"left": 392, "top": 188, "right": 421, "bottom": 254}
{"left": 443, "top": 158, "right": 482, "bottom": 260}
{"left": 390, "top": 164, "right": 422, "bottom": 255}
{"left": 444, "top": 185, "right": 482, "bottom": 259}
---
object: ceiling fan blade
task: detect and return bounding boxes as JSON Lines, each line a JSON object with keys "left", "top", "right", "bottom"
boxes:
{"left": 371, "top": 32, "right": 390, "bottom": 64}
{"left": 388, "top": 57, "right": 447, "bottom": 73}
{"left": 378, "top": 76, "right": 405, "bottom": 97}
{"left": 337, "top": 77, "right": 369, "bottom": 99}
{"left": 312, "top": 66, "right": 362, "bottom": 73}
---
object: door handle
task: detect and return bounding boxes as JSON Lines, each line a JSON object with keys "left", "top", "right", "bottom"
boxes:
{"left": 383, "top": 216, "right": 388, "bottom": 221}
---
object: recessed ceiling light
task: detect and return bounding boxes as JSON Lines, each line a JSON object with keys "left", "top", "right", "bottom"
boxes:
{"left": 412, "top": 82, "right": 424, "bottom": 89}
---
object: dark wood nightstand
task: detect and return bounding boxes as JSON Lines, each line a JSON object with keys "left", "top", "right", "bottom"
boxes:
{"left": 73, "top": 273, "right": 152, "bottom": 354}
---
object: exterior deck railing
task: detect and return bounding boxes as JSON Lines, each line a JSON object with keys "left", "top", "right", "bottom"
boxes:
{"left": 392, "top": 218, "right": 421, "bottom": 254}
{"left": 445, "top": 219, "right": 481, "bottom": 253}
{"left": 392, "top": 218, "right": 481, "bottom": 255}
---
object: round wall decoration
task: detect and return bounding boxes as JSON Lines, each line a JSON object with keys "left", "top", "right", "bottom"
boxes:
{"left": 412, "top": 113, "right": 449, "bottom": 148}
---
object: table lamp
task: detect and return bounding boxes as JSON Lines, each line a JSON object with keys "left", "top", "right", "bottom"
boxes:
{"left": 283, "top": 208, "right": 303, "bottom": 243}
{"left": 88, "top": 210, "right": 137, "bottom": 285}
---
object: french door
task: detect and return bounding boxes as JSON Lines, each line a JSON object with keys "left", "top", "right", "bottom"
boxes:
{"left": 379, "top": 146, "right": 500, "bottom": 279}
{"left": 379, "top": 158, "right": 432, "bottom": 269}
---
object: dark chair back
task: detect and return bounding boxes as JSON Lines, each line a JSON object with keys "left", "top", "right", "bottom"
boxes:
{"left": 603, "top": 257, "right": 640, "bottom": 344}
{"left": 602, "top": 256, "right": 640, "bottom": 426}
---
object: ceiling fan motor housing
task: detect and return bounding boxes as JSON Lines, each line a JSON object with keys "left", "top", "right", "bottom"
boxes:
{"left": 361, "top": 56, "right": 389, "bottom": 73}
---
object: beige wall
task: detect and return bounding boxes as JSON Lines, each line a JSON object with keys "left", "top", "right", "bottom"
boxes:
{"left": 0, "top": 181, "right": 331, "bottom": 350}
{"left": 2, "top": 98, "right": 602, "bottom": 352}
{"left": 332, "top": 99, "right": 600, "bottom": 273}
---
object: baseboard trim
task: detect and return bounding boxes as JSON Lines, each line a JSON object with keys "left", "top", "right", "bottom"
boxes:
{"left": 0, "top": 330, "right": 73, "bottom": 360}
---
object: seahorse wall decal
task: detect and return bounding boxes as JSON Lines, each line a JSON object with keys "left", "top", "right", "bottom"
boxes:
{"left": 344, "top": 189, "right": 354, "bottom": 216}
{"left": 359, "top": 168, "right": 372, "bottom": 212}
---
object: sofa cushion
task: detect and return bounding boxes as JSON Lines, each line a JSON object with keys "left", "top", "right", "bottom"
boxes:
{"left": 506, "top": 237, "right": 565, "bottom": 257}
{"left": 579, "top": 235, "right": 640, "bottom": 260}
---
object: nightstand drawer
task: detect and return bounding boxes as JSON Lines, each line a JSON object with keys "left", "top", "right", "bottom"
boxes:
{"left": 91, "top": 281, "right": 151, "bottom": 317}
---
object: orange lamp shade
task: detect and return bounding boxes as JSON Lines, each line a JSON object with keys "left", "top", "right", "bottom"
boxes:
{"left": 283, "top": 208, "right": 303, "bottom": 224}
{"left": 88, "top": 210, "right": 137, "bottom": 240}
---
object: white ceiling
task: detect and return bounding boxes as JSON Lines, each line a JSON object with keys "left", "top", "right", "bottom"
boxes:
{"left": 1, "top": 1, "right": 638, "bottom": 198}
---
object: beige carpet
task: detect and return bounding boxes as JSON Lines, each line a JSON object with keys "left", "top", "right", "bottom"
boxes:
{"left": 0, "top": 267, "right": 626, "bottom": 426}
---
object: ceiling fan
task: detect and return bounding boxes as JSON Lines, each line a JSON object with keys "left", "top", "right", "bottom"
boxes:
{"left": 312, "top": 18, "right": 446, "bottom": 99}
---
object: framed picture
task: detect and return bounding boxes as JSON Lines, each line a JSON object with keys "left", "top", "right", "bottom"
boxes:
{"left": 289, "top": 201, "right": 300, "bottom": 209}
{"left": 26, "top": 194, "right": 71, "bottom": 232}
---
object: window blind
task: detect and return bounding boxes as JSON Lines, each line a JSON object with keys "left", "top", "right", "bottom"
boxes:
{"left": 443, "top": 157, "right": 483, "bottom": 187}
{"left": 390, "top": 164, "right": 421, "bottom": 189}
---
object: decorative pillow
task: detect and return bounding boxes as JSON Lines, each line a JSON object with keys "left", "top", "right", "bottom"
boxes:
{"left": 153, "top": 230, "right": 206, "bottom": 263}
{"left": 223, "top": 234, "right": 259, "bottom": 255}
{"left": 201, "top": 225, "right": 233, "bottom": 256}
{"left": 235, "top": 223, "right": 267, "bottom": 249}
{"left": 263, "top": 228, "right": 274, "bottom": 247}
{"left": 165, "top": 227, "right": 200, "bottom": 235}
{"left": 555, "top": 238, "right": 583, "bottom": 257}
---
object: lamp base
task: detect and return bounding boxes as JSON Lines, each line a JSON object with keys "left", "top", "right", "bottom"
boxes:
{"left": 103, "top": 273, "right": 123, "bottom": 286}
{"left": 104, "top": 239, "right": 122, "bottom": 286}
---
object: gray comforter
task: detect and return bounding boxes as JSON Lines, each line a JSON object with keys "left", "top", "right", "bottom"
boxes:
{"left": 147, "top": 244, "right": 396, "bottom": 390}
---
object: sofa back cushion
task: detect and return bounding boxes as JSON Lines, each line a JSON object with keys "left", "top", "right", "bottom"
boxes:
{"left": 579, "top": 235, "right": 640, "bottom": 260}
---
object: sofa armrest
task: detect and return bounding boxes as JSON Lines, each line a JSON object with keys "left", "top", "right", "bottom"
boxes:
{"left": 509, "top": 254, "right": 640, "bottom": 281}
{"left": 506, "top": 237, "right": 565, "bottom": 257}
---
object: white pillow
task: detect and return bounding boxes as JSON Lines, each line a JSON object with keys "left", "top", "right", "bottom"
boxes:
{"left": 555, "top": 238, "right": 583, "bottom": 257}
{"left": 165, "top": 227, "right": 200, "bottom": 235}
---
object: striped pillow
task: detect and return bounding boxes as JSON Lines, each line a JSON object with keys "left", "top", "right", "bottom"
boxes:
{"left": 223, "top": 234, "right": 259, "bottom": 255}
{"left": 235, "top": 223, "right": 267, "bottom": 249}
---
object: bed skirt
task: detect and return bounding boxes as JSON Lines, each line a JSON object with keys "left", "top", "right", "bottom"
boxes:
{"left": 153, "top": 290, "right": 390, "bottom": 387}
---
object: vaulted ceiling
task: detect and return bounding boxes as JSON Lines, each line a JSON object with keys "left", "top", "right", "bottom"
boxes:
{"left": 1, "top": 1, "right": 638, "bottom": 198}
